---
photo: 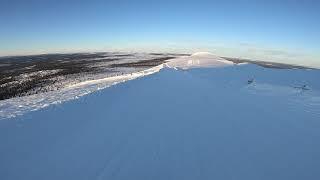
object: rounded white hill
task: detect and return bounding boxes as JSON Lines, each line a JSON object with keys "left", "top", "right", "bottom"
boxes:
{"left": 166, "top": 52, "right": 233, "bottom": 69}
{"left": 191, "top": 52, "right": 216, "bottom": 57}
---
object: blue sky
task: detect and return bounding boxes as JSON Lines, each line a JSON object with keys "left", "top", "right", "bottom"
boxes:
{"left": 0, "top": 0, "right": 319, "bottom": 67}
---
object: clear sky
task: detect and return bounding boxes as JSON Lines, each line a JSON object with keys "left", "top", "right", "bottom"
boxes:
{"left": 1, "top": 0, "right": 319, "bottom": 67}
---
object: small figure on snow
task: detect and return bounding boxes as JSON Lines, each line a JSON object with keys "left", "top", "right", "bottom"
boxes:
{"left": 247, "top": 78, "right": 254, "bottom": 85}
{"left": 294, "top": 84, "right": 310, "bottom": 91}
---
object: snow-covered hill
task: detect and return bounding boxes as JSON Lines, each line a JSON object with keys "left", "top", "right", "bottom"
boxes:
{"left": 1, "top": 59, "right": 320, "bottom": 179}
{"left": 1, "top": 52, "right": 315, "bottom": 120}
{"left": 166, "top": 52, "right": 233, "bottom": 69}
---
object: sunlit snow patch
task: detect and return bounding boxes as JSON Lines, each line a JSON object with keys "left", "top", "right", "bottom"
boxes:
{"left": 166, "top": 52, "right": 233, "bottom": 69}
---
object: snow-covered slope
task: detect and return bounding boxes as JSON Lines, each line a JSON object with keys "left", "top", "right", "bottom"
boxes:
{"left": 0, "top": 65, "right": 164, "bottom": 119}
{"left": 1, "top": 63, "right": 320, "bottom": 180}
{"left": 166, "top": 52, "right": 233, "bottom": 69}
{"left": 0, "top": 52, "right": 233, "bottom": 119}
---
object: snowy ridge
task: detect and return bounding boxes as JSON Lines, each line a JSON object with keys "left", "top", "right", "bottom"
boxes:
{"left": 0, "top": 64, "right": 164, "bottom": 120}
{"left": 66, "top": 64, "right": 163, "bottom": 89}
{"left": 2, "top": 52, "right": 317, "bottom": 120}
{"left": 0, "top": 52, "right": 246, "bottom": 119}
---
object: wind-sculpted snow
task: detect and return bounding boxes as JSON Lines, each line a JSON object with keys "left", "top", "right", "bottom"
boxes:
{"left": 1, "top": 61, "right": 320, "bottom": 179}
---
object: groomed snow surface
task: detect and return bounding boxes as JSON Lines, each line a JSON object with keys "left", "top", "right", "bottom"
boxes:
{"left": 1, "top": 53, "right": 320, "bottom": 180}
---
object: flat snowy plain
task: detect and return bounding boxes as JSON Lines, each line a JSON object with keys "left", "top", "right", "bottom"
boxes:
{"left": 1, "top": 53, "right": 320, "bottom": 180}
